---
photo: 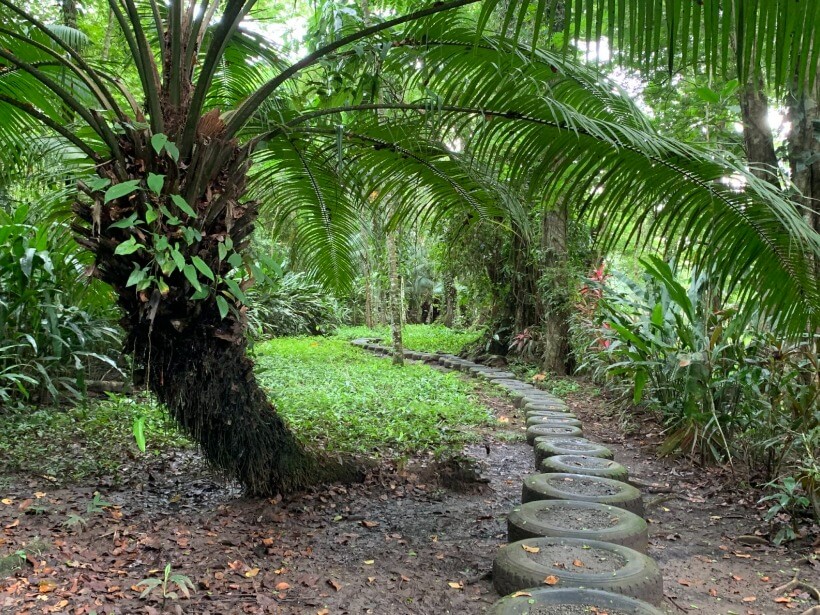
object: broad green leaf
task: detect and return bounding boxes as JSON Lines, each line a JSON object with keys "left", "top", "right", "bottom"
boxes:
{"left": 132, "top": 415, "right": 146, "bottom": 452}
{"left": 145, "top": 206, "right": 158, "bottom": 224}
{"left": 171, "top": 249, "right": 186, "bottom": 271}
{"left": 190, "top": 286, "right": 209, "bottom": 300}
{"left": 159, "top": 205, "right": 181, "bottom": 225}
{"left": 165, "top": 141, "right": 180, "bottom": 162}
{"left": 191, "top": 256, "right": 214, "bottom": 281}
{"left": 114, "top": 237, "right": 141, "bottom": 255}
{"left": 126, "top": 265, "right": 146, "bottom": 287}
{"left": 216, "top": 295, "right": 229, "bottom": 319}
{"left": 694, "top": 86, "right": 720, "bottom": 104}
{"left": 86, "top": 177, "right": 111, "bottom": 191}
{"left": 223, "top": 277, "right": 246, "bottom": 303}
{"left": 633, "top": 369, "right": 648, "bottom": 403}
{"left": 150, "top": 133, "right": 168, "bottom": 154}
{"left": 108, "top": 213, "right": 139, "bottom": 229}
{"left": 171, "top": 194, "right": 197, "bottom": 218}
{"left": 183, "top": 264, "right": 202, "bottom": 292}
{"left": 227, "top": 253, "right": 243, "bottom": 269}
{"left": 218, "top": 242, "right": 228, "bottom": 262}
{"left": 104, "top": 180, "right": 141, "bottom": 204}
{"left": 147, "top": 173, "right": 165, "bottom": 194}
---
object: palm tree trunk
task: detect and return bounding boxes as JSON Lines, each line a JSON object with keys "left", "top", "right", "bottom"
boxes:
{"left": 61, "top": 0, "right": 77, "bottom": 28}
{"left": 787, "top": 73, "right": 820, "bottom": 282}
{"left": 739, "top": 76, "right": 779, "bottom": 186}
{"left": 540, "top": 203, "right": 571, "bottom": 375}
{"left": 387, "top": 229, "right": 404, "bottom": 365}
{"left": 72, "top": 135, "right": 354, "bottom": 495}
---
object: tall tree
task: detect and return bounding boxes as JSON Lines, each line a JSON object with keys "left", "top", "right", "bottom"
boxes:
{"left": 0, "top": 0, "right": 817, "bottom": 495}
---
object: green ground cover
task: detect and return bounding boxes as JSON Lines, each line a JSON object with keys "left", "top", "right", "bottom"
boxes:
{"left": 0, "top": 395, "right": 189, "bottom": 484}
{"left": 255, "top": 335, "right": 494, "bottom": 456}
{"left": 335, "top": 324, "right": 483, "bottom": 355}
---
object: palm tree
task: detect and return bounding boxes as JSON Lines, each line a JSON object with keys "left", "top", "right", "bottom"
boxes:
{"left": 0, "top": 0, "right": 817, "bottom": 495}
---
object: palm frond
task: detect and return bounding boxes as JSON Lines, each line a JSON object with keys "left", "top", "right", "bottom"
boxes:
{"left": 479, "top": 0, "right": 820, "bottom": 92}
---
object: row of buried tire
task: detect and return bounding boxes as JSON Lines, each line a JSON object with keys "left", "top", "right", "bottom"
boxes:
{"left": 351, "top": 340, "right": 667, "bottom": 615}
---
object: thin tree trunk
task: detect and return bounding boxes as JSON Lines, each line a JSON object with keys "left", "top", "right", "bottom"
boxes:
{"left": 101, "top": 8, "right": 115, "bottom": 61}
{"left": 540, "top": 202, "right": 571, "bottom": 375}
{"left": 363, "top": 242, "right": 374, "bottom": 328}
{"left": 387, "top": 229, "right": 404, "bottom": 365}
{"left": 443, "top": 270, "right": 456, "bottom": 327}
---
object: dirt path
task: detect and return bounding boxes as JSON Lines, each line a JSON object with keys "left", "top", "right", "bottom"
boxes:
{"left": 1, "top": 371, "right": 817, "bottom": 614}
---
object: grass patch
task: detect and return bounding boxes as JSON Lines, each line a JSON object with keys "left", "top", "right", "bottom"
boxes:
{"left": 335, "top": 324, "right": 483, "bottom": 355}
{"left": 254, "top": 336, "right": 494, "bottom": 456}
{"left": 0, "top": 395, "right": 189, "bottom": 483}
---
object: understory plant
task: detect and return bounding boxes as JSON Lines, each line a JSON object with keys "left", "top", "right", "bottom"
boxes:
{"left": 580, "top": 256, "right": 819, "bottom": 524}
{"left": 0, "top": 205, "right": 120, "bottom": 405}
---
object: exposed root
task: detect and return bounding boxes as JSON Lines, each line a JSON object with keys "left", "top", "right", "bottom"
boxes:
{"left": 773, "top": 575, "right": 820, "bottom": 601}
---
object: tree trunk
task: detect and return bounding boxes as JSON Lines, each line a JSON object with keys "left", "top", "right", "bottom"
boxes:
{"left": 101, "top": 8, "right": 115, "bottom": 61}
{"left": 72, "top": 130, "right": 355, "bottom": 496}
{"left": 387, "top": 230, "right": 404, "bottom": 365}
{"left": 443, "top": 270, "right": 456, "bottom": 328}
{"left": 363, "top": 248, "right": 374, "bottom": 328}
{"left": 61, "top": 0, "right": 77, "bottom": 28}
{"left": 787, "top": 72, "right": 820, "bottom": 282}
{"left": 739, "top": 77, "right": 780, "bottom": 186}
{"left": 540, "top": 203, "right": 571, "bottom": 375}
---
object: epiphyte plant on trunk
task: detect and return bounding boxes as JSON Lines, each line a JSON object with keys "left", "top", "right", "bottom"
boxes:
{"left": 1, "top": 0, "right": 818, "bottom": 495}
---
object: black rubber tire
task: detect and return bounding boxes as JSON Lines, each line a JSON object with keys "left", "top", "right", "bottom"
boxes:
{"left": 489, "top": 588, "right": 666, "bottom": 614}
{"left": 507, "top": 500, "right": 648, "bottom": 552}
{"left": 526, "top": 410, "right": 578, "bottom": 420}
{"left": 526, "top": 424, "right": 583, "bottom": 445}
{"left": 523, "top": 401, "right": 569, "bottom": 413}
{"left": 533, "top": 437, "right": 614, "bottom": 467}
{"left": 492, "top": 537, "right": 663, "bottom": 605}
{"left": 526, "top": 415, "right": 583, "bottom": 428}
{"left": 522, "top": 472, "right": 645, "bottom": 517}
{"left": 541, "top": 454, "right": 629, "bottom": 482}
{"left": 521, "top": 394, "right": 564, "bottom": 405}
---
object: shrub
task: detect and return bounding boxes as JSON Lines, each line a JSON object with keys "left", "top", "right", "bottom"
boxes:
{"left": 0, "top": 206, "right": 120, "bottom": 406}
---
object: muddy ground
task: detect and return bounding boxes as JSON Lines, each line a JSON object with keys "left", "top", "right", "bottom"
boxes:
{"left": 1, "top": 373, "right": 818, "bottom": 614}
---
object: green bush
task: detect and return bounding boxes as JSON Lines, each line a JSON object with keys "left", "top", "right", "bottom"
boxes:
{"left": 578, "top": 256, "right": 819, "bottom": 524}
{"left": 246, "top": 270, "right": 347, "bottom": 340}
{"left": 0, "top": 206, "right": 120, "bottom": 405}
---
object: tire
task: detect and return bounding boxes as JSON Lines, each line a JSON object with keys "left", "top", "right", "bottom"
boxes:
{"left": 489, "top": 588, "right": 666, "bottom": 614}
{"left": 526, "top": 410, "right": 578, "bottom": 420}
{"left": 521, "top": 394, "right": 564, "bottom": 406}
{"left": 526, "top": 424, "right": 583, "bottom": 445}
{"left": 541, "top": 454, "right": 629, "bottom": 482}
{"left": 492, "top": 537, "right": 663, "bottom": 605}
{"left": 533, "top": 437, "right": 614, "bottom": 467}
{"left": 507, "top": 500, "right": 648, "bottom": 552}
{"left": 523, "top": 401, "right": 569, "bottom": 413}
{"left": 522, "top": 472, "right": 645, "bottom": 517}
{"left": 526, "top": 415, "right": 583, "bottom": 428}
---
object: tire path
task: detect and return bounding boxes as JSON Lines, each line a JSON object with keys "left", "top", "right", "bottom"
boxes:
{"left": 350, "top": 339, "right": 668, "bottom": 614}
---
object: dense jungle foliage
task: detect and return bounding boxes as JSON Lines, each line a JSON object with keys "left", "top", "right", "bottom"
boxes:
{"left": 0, "top": 0, "right": 818, "bottom": 533}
